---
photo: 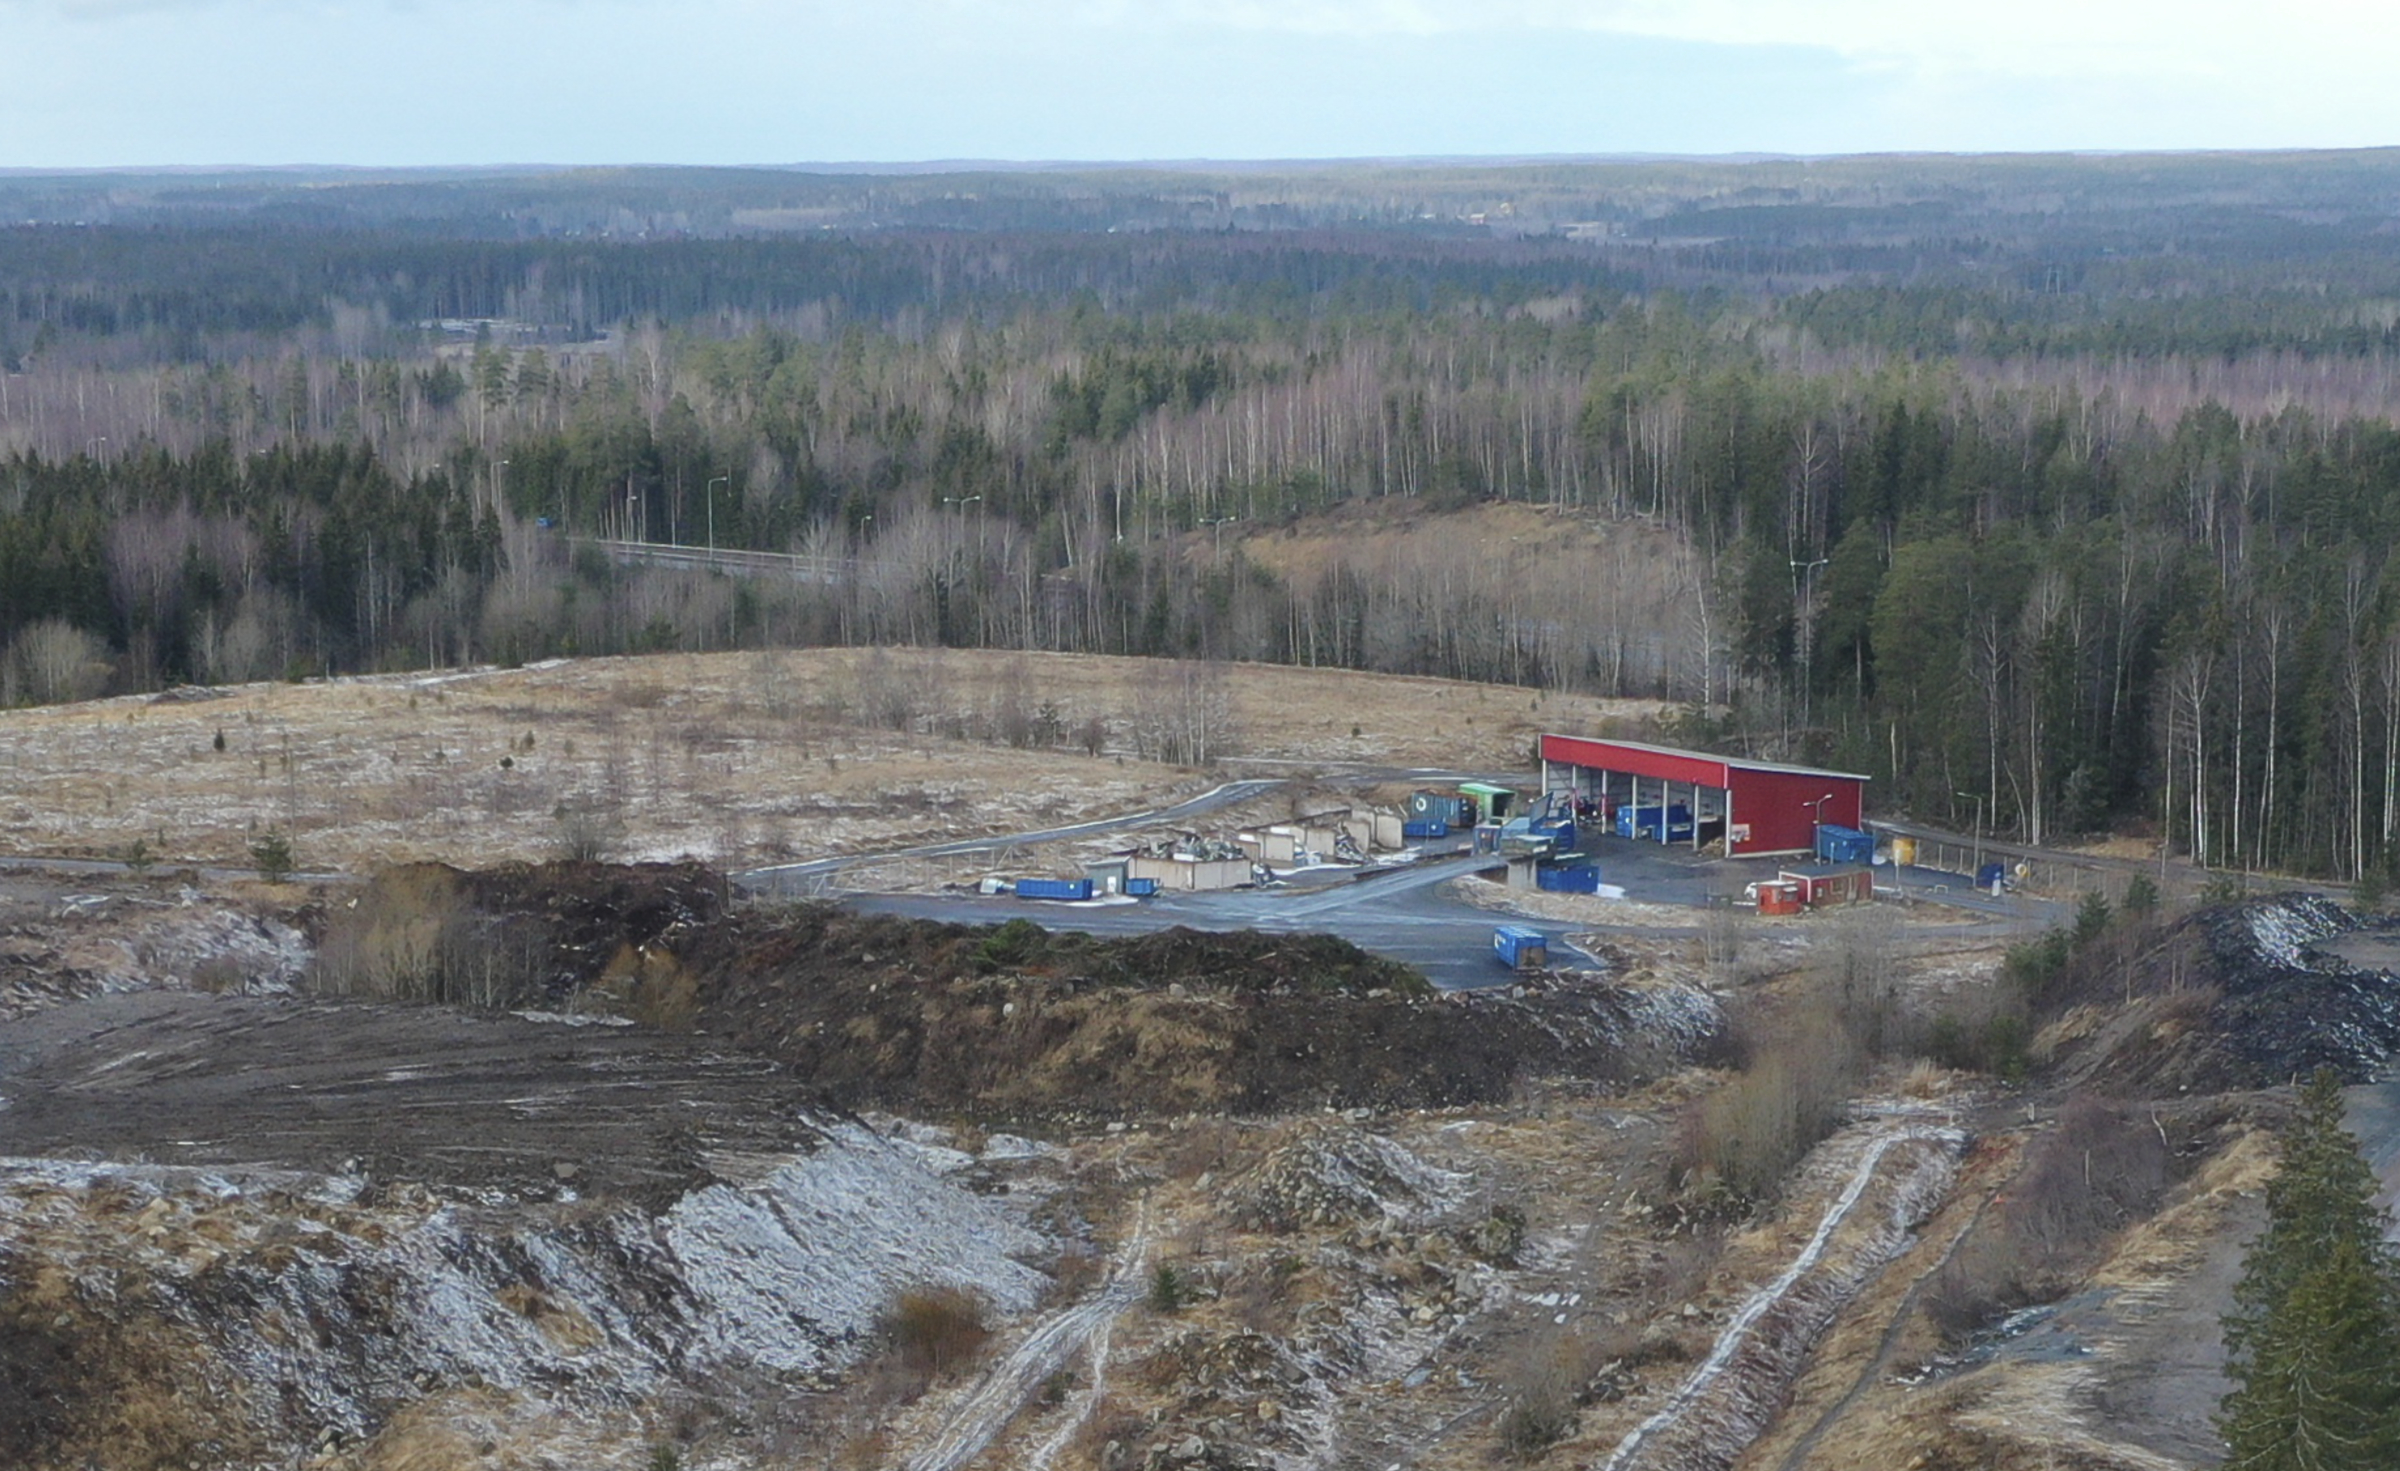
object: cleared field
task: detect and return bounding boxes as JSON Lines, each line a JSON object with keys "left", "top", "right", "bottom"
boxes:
{"left": 0, "top": 649, "right": 1666, "bottom": 874}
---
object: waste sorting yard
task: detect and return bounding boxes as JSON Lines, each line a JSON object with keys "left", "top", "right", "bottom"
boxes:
{"left": 6, "top": 651, "right": 2400, "bottom": 1471}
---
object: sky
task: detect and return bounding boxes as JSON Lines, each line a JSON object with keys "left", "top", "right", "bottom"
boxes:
{"left": 2, "top": 0, "right": 2396, "bottom": 167}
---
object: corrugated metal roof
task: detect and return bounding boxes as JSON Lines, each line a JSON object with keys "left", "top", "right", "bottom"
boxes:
{"left": 1542, "top": 734, "right": 1871, "bottom": 784}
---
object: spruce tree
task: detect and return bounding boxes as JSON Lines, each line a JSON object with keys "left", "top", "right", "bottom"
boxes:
{"left": 2220, "top": 1069, "right": 2400, "bottom": 1470}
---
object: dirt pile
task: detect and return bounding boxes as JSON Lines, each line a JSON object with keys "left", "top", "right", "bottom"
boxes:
{"left": 2040, "top": 894, "right": 2400, "bottom": 1091}
{"left": 1229, "top": 1124, "right": 1468, "bottom": 1231}
{"left": 295, "top": 863, "right": 1717, "bottom": 1121}
{"left": 700, "top": 908, "right": 1716, "bottom": 1119}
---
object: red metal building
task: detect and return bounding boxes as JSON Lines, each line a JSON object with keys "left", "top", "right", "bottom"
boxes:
{"left": 1538, "top": 735, "right": 1869, "bottom": 858}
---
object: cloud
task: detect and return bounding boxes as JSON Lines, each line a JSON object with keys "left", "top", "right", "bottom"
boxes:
{"left": 1058, "top": 0, "right": 2400, "bottom": 89}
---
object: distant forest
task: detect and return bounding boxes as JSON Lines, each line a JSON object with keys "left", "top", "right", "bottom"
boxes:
{"left": 11, "top": 152, "right": 2400, "bottom": 877}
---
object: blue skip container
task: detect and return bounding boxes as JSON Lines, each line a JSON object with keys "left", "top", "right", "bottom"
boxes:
{"left": 1016, "top": 878, "right": 1094, "bottom": 902}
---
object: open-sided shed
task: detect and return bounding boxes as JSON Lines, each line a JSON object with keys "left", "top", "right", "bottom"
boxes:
{"left": 1539, "top": 735, "right": 1868, "bottom": 859}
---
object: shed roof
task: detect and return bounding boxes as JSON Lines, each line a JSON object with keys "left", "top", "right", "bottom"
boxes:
{"left": 1540, "top": 734, "right": 1871, "bottom": 786}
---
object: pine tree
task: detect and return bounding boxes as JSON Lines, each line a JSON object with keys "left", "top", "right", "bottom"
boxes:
{"left": 2220, "top": 1070, "right": 2400, "bottom": 1469}
{"left": 2221, "top": 1240, "right": 2400, "bottom": 1470}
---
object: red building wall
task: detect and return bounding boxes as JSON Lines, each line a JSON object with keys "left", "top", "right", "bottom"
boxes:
{"left": 1728, "top": 766, "right": 1863, "bottom": 856}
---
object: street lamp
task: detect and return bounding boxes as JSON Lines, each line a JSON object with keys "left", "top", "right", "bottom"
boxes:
{"left": 1804, "top": 792, "right": 1837, "bottom": 854}
{"left": 1200, "top": 515, "right": 1240, "bottom": 555}
{"left": 706, "top": 476, "right": 729, "bottom": 564}
{"left": 1954, "top": 791, "right": 1986, "bottom": 878}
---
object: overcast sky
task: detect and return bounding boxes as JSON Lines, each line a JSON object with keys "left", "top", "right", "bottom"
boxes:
{"left": 3, "top": 0, "right": 2395, "bottom": 167}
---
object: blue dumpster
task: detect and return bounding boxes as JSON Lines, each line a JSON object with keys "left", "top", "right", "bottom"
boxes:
{"left": 1493, "top": 925, "right": 1553, "bottom": 969}
{"left": 1016, "top": 878, "right": 1095, "bottom": 902}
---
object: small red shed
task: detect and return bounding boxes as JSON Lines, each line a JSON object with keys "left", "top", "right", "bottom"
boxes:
{"left": 1539, "top": 735, "right": 1869, "bottom": 859}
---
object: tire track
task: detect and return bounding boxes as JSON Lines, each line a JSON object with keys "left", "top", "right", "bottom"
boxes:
{"left": 904, "top": 1198, "right": 1153, "bottom": 1471}
{"left": 1597, "top": 1125, "right": 1961, "bottom": 1471}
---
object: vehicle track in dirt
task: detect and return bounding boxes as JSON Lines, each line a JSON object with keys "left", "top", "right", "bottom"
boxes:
{"left": 1765, "top": 1152, "right": 2023, "bottom": 1471}
{"left": 1598, "top": 1123, "right": 1962, "bottom": 1471}
{"left": 904, "top": 1198, "right": 1154, "bottom": 1471}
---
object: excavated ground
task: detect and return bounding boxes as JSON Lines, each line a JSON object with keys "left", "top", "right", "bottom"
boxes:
{"left": 0, "top": 992, "right": 826, "bottom": 1205}
{"left": 14, "top": 862, "right": 2399, "bottom": 1471}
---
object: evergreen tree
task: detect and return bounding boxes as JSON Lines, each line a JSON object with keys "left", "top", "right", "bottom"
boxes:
{"left": 2221, "top": 1241, "right": 2400, "bottom": 1471}
{"left": 2220, "top": 1069, "right": 2400, "bottom": 1469}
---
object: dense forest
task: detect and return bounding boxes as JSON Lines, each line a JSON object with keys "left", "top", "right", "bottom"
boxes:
{"left": 11, "top": 153, "right": 2400, "bottom": 877}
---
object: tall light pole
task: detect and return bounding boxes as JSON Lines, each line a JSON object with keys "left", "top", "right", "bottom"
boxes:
{"left": 1200, "top": 514, "right": 1240, "bottom": 556}
{"left": 1805, "top": 792, "right": 1836, "bottom": 854}
{"left": 705, "top": 476, "right": 729, "bottom": 565}
{"left": 1790, "top": 555, "right": 1830, "bottom": 728}
{"left": 1955, "top": 790, "right": 1986, "bottom": 878}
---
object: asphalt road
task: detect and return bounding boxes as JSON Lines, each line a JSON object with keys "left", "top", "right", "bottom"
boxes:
{"left": 841, "top": 833, "right": 2060, "bottom": 991}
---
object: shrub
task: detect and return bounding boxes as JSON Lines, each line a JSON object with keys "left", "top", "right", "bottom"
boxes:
{"left": 2122, "top": 873, "right": 2160, "bottom": 916}
{"left": 249, "top": 832, "right": 295, "bottom": 883}
{"left": 308, "top": 864, "right": 550, "bottom": 1009}
{"left": 1928, "top": 1093, "right": 2173, "bottom": 1342}
{"left": 1149, "top": 1264, "right": 1190, "bottom": 1314}
{"left": 553, "top": 802, "right": 624, "bottom": 862}
{"left": 1674, "top": 993, "right": 1863, "bottom": 1212}
{"left": 1494, "top": 1331, "right": 1588, "bottom": 1458}
{"left": 976, "top": 917, "right": 1049, "bottom": 972}
{"left": 2073, "top": 891, "right": 2114, "bottom": 947}
{"left": 883, "top": 1287, "right": 991, "bottom": 1382}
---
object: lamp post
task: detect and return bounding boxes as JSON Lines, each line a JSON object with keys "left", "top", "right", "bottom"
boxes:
{"left": 1954, "top": 791, "right": 1986, "bottom": 879}
{"left": 705, "top": 476, "right": 729, "bottom": 565}
{"left": 1805, "top": 791, "right": 1837, "bottom": 855}
{"left": 1200, "top": 514, "right": 1240, "bottom": 556}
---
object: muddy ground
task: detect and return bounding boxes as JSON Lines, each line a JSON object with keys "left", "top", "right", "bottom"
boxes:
{"left": 11, "top": 856, "right": 2400, "bottom": 1471}
{"left": 0, "top": 991, "right": 828, "bottom": 1205}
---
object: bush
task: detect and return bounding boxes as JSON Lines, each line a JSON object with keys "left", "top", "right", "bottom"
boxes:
{"left": 976, "top": 917, "right": 1049, "bottom": 971}
{"left": 1494, "top": 1330, "right": 1591, "bottom": 1458}
{"left": 309, "top": 864, "right": 550, "bottom": 1009}
{"left": 2073, "top": 891, "right": 2114, "bottom": 947}
{"left": 883, "top": 1287, "right": 991, "bottom": 1382}
{"left": 2003, "top": 930, "right": 2073, "bottom": 1003}
{"left": 249, "top": 831, "right": 295, "bottom": 883}
{"left": 1149, "top": 1264, "right": 1190, "bottom": 1314}
{"left": 1675, "top": 993, "right": 1864, "bottom": 1213}
{"left": 2122, "top": 873, "right": 2160, "bottom": 916}
{"left": 1926, "top": 1009, "right": 2031, "bottom": 1082}
{"left": 1928, "top": 1093, "right": 2173, "bottom": 1341}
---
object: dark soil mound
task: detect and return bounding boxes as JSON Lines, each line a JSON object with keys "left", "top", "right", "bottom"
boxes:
{"left": 319, "top": 864, "right": 1706, "bottom": 1122}
{"left": 2203, "top": 895, "right": 2400, "bottom": 1082}
{"left": 694, "top": 904, "right": 1692, "bottom": 1120}
{"left": 2042, "top": 894, "right": 2400, "bottom": 1091}
{"left": 456, "top": 859, "right": 728, "bottom": 988}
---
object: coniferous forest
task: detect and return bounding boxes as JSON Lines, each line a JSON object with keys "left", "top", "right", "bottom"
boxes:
{"left": 13, "top": 153, "right": 2400, "bottom": 875}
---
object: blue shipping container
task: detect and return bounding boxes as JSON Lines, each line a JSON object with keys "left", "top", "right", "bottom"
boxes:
{"left": 1016, "top": 878, "right": 1094, "bottom": 902}
{"left": 1537, "top": 864, "right": 1602, "bottom": 894}
{"left": 1815, "top": 824, "right": 1875, "bottom": 865}
{"left": 1493, "top": 925, "right": 1552, "bottom": 969}
{"left": 1402, "top": 818, "right": 1450, "bottom": 841}
{"left": 1615, "top": 804, "right": 1694, "bottom": 841}
{"left": 1125, "top": 877, "right": 1160, "bottom": 897}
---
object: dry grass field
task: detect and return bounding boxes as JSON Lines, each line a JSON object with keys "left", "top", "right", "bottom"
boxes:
{"left": 0, "top": 649, "right": 1666, "bottom": 874}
